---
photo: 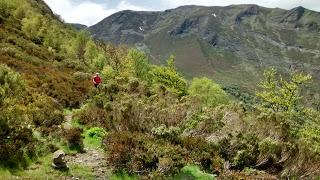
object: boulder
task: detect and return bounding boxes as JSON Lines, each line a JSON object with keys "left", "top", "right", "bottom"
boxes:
{"left": 52, "top": 150, "right": 68, "bottom": 169}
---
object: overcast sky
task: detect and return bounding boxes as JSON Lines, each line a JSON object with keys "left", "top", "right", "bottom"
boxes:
{"left": 43, "top": 0, "right": 320, "bottom": 26}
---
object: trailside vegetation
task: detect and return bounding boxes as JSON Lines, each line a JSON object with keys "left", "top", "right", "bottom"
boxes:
{"left": 0, "top": 0, "right": 319, "bottom": 179}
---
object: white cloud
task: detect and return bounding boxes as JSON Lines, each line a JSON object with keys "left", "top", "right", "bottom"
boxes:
{"left": 44, "top": 0, "right": 149, "bottom": 26}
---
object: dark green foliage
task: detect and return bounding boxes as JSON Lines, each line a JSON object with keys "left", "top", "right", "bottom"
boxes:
{"left": 224, "top": 86, "right": 255, "bottom": 104}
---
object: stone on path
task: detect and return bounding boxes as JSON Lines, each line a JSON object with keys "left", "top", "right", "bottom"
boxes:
{"left": 52, "top": 150, "right": 68, "bottom": 169}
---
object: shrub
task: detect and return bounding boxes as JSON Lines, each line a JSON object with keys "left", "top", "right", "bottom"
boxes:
{"left": 74, "top": 103, "right": 108, "bottom": 126}
{"left": 0, "top": 64, "right": 26, "bottom": 105}
{"left": 258, "top": 138, "right": 281, "bottom": 162}
{"left": 104, "top": 132, "right": 188, "bottom": 177}
{"left": 64, "top": 128, "right": 84, "bottom": 152}
{"left": 73, "top": 71, "right": 90, "bottom": 81}
{"left": 29, "top": 94, "right": 64, "bottom": 128}
{"left": 0, "top": 0, "right": 12, "bottom": 18}
{"left": 189, "top": 77, "right": 229, "bottom": 107}
{"left": 0, "top": 65, "right": 37, "bottom": 168}
{"left": 298, "top": 123, "right": 320, "bottom": 159}
{"left": 256, "top": 68, "right": 311, "bottom": 115}
{"left": 151, "top": 124, "right": 181, "bottom": 139}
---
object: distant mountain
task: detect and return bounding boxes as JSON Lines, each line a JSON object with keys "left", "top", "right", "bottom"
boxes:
{"left": 68, "top": 23, "right": 88, "bottom": 31}
{"left": 89, "top": 5, "right": 320, "bottom": 93}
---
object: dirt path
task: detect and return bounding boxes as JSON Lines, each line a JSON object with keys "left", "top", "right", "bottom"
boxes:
{"left": 66, "top": 148, "right": 109, "bottom": 180}
{"left": 64, "top": 111, "right": 110, "bottom": 180}
{"left": 62, "top": 112, "right": 73, "bottom": 130}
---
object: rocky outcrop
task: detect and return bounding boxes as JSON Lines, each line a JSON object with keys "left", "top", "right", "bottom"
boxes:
{"left": 235, "top": 5, "right": 260, "bottom": 24}
{"left": 281, "top": 6, "right": 305, "bottom": 23}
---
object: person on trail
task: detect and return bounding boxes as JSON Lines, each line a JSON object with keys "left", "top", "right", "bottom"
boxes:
{"left": 93, "top": 73, "right": 102, "bottom": 88}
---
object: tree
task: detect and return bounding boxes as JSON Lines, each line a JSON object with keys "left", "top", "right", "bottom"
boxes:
{"left": 188, "top": 77, "right": 229, "bottom": 107}
{"left": 73, "top": 30, "right": 90, "bottom": 61}
{"left": 126, "top": 49, "right": 151, "bottom": 82}
{"left": 256, "top": 68, "right": 312, "bottom": 114}
{"left": 85, "top": 40, "right": 98, "bottom": 61}
{"left": 151, "top": 57, "right": 187, "bottom": 96}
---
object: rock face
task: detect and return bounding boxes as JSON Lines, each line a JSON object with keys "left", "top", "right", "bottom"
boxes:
{"left": 52, "top": 150, "right": 68, "bottom": 169}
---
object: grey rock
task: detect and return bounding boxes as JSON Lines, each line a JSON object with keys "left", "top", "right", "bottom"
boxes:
{"left": 52, "top": 150, "right": 68, "bottom": 169}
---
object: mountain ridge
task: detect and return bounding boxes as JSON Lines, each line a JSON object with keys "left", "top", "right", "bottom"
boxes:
{"left": 88, "top": 4, "right": 320, "bottom": 97}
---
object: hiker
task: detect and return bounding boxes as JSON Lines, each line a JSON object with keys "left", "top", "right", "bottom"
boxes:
{"left": 92, "top": 73, "right": 102, "bottom": 88}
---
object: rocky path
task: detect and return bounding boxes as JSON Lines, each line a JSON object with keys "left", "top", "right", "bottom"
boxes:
{"left": 66, "top": 148, "right": 109, "bottom": 180}
{"left": 64, "top": 111, "right": 110, "bottom": 180}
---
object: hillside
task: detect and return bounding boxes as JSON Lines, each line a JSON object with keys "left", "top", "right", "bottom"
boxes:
{"left": 0, "top": 0, "right": 320, "bottom": 179}
{"left": 89, "top": 5, "right": 320, "bottom": 95}
{"left": 68, "top": 23, "right": 88, "bottom": 31}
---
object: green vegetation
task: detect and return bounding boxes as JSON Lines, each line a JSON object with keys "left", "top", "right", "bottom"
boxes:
{"left": 151, "top": 56, "right": 187, "bottom": 96}
{"left": 189, "top": 77, "right": 230, "bottom": 107}
{"left": 18, "top": 155, "right": 94, "bottom": 179}
{"left": 111, "top": 171, "right": 138, "bottom": 180}
{"left": 174, "top": 165, "right": 216, "bottom": 180}
{"left": 83, "top": 127, "right": 107, "bottom": 148}
{"left": 0, "top": 0, "right": 320, "bottom": 179}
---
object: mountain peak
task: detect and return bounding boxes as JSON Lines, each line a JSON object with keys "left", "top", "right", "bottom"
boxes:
{"left": 281, "top": 6, "right": 306, "bottom": 23}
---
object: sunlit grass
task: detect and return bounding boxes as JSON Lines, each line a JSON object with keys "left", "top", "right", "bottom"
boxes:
{"left": 83, "top": 127, "right": 107, "bottom": 149}
{"left": 14, "top": 155, "right": 94, "bottom": 180}
{"left": 174, "top": 165, "right": 216, "bottom": 180}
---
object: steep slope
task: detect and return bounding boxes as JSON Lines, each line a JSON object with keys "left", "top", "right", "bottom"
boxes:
{"left": 0, "top": 0, "right": 93, "bottom": 107}
{"left": 89, "top": 5, "right": 320, "bottom": 93}
{"left": 0, "top": 0, "right": 113, "bottom": 178}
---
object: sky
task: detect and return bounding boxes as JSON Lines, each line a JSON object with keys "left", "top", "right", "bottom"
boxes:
{"left": 43, "top": 0, "right": 320, "bottom": 26}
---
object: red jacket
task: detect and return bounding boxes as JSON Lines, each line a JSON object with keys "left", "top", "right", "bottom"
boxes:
{"left": 93, "top": 76, "right": 101, "bottom": 84}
